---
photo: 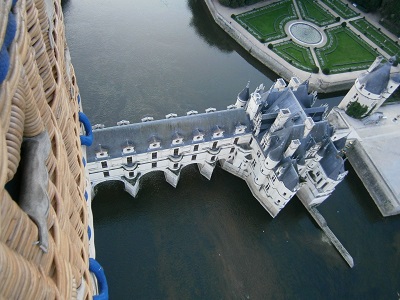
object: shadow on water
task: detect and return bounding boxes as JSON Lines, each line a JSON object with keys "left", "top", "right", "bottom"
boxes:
{"left": 187, "top": 0, "right": 279, "bottom": 81}
{"left": 186, "top": 0, "right": 352, "bottom": 101}
{"left": 344, "top": 160, "right": 386, "bottom": 223}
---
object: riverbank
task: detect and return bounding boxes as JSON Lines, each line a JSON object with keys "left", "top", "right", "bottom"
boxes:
{"left": 203, "top": 0, "right": 399, "bottom": 93}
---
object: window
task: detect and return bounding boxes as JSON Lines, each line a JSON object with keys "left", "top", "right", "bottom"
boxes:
{"left": 127, "top": 157, "right": 132, "bottom": 164}
{"left": 251, "top": 160, "right": 256, "bottom": 168}
{"left": 194, "top": 145, "right": 199, "bottom": 151}
{"left": 230, "top": 148, "right": 235, "bottom": 153}
{"left": 129, "top": 172, "right": 134, "bottom": 177}
{"left": 101, "top": 161, "right": 107, "bottom": 168}
{"left": 174, "top": 163, "right": 178, "bottom": 169}
{"left": 234, "top": 137, "right": 239, "bottom": 145}
{"left": 249, "top": 137, "right": 253, "bottom": 145}
{"left": 152, "top": 152, "right": 157, "bottom": 159}
{"left": 212, "top": 141, "right": 218, "bottom": 149}
{"left": 257, "top": 150, "right": 261, "bottom": 158}
{"left": 152, "top": 162, "right": 157, "bottom": 168}
{"left": 174, "top": 148, "right": 179, "bottom": 156}
{"left": 211, "top": 156, "right": 216, "bottom": 161}
{"left": 192, "top": 155, "right": 197, "bottom": 160}
{"left": 103, "top": 171, "right": 109, "bottom": 177}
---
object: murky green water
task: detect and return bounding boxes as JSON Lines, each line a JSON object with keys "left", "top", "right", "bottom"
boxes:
{"left": 63, "top": 0, "right": 400, "bottom": 298}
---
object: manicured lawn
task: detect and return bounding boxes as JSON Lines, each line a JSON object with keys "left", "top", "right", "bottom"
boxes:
{"left": 296, "top": 0, "right": 336, "bottom": 26}
{"left": 235, "top": 0, "right": 297, "bottom": 42}
{"left": 321, "top": 0, "right": 359, "bottom": 19}
{"left": 315, "top": 26, "right": 379, "bottom": 74}
{"left": 350, "top": 18, "right": 400, "bottom": 57}
{"left": 273, "top": 41, "right": 317, "bottom": 72}
{"left": 233, "top": 0, "right": 397, "bottom": 75}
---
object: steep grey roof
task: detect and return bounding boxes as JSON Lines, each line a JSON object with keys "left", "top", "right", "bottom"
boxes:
{"left": 264, "top": 89, "right": 307, "bottom": 122}
{"left": 87, "top": 108, "right": 251, "bottom": 162}
{"left": 268, "top": 140, "right": 285, "bottom": 162}
{"left": 319, "top": 142, "right": 345, "bottom": 180}
{"left": 333, "top": 136, "right": 347, "bottom": 151}
{"left": 359, "top": 62, "right": 391, "bottom": 95}
{"left": 293, "top": 81, "right": 314, "bottom": 108}
{"left": 277, "top": 160, "right": 299, "bottom": 192}
{"left": 238, "top": 82, "right": 250, "bottom": 102}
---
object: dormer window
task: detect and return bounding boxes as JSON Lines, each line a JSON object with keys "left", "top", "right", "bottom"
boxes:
{"left": 193, "top": 129, "right": 204, "bottom": 142}
{"left": 148, "top": 136, "right": 161, "bottom": 150}
{"left": 172, "top": 132, "right": 184, "bottom": 145}
{"left": 123, "top": 145, "right": 135, "bottom": 154}
{"left": 186, "top": 110, "right": 198, "bottom": 116}
{"left": 234, "top": 123, "right": 247, "bottom": 135}
{"left": 96, "top": 145, "right": 108, "bottom": 159}
{"left": 212, "top": 126, "right": 224, "bottom": 139}
{"left": 205, "top": 107, "right": 216, "bottom": 113}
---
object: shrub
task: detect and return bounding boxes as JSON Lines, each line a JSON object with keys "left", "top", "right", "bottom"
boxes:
{"left": 336, "top": 17, "right": 340, "bottom": 22}
{"left": 312, "top": 66, "right": 319, "bottom": 73}
{"left": 260, "top": 38, "right": 266, "bottom": 43}
{"left": 341, "top": 22, "right": 347, "bottom": 27}
{"left": 231, "top": 14, "right": 236, "bottom": 19}
{"left": 345, "top": 101, "right": 368, "bottom": 119}
{"left": 322, "top": 68, "right": 330, "bottom": 75}
{"left": 268, "top": 43, "right": 273, "bottom": 49}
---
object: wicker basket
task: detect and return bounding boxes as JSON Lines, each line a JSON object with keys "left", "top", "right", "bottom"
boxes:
{"left": 0, "top": 0, "right": 93, "bottom": 298}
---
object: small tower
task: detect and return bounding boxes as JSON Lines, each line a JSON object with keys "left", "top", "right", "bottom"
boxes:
{"left": 246, "top": 83, "right": 265, "bottom": 120}
{"left": 339, "top": 56, "right": 400, "bottom": 118}
{"left": 235, "top": 81, "right": 250, "bottom": 108}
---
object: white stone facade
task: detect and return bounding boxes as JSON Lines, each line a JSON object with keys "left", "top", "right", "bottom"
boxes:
{"left": 87, "top": 78, "right": 348, "bottom": 218}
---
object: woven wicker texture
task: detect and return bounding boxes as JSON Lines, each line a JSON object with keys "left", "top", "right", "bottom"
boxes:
{"left": 0, "top": 0, "right": 92, "bottom": 298}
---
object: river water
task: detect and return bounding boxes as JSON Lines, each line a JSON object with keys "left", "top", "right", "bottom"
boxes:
{"left": 63, "top": 0, "right": 400, "bottom": 299}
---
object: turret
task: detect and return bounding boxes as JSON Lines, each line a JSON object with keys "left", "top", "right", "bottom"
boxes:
{"left": 284, "top": 139, "right": 301, "bottom": 158}
{"left": 339, "top": 56, "right": 400, "bottom": 118}
{"left": 235, "top": 81, "right": 250, "bottom": 108}
{"left": 303, "top": 117, "right": 315, "bottom": 138}
{"left": 246, "top": 83, "right": 264, "bottom": 120}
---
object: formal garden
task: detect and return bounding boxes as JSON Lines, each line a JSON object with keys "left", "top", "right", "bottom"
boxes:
{"left": 232, "top": 0, "right": 400, "bottom": 75}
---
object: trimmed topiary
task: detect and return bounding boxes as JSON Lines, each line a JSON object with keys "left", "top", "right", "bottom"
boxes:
{"left": 312, "top": 66, "right": 319, "bottom": 73}
{"left": 322, "top": 68, "right": 330, "bottom": 75}
{"left": 341, "top": 22, "right": 347, "bottom": 27}
{"left": 268, "top": 43, "right": 273, "bottom": 49}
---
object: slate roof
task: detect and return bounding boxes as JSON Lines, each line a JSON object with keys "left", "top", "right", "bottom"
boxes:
{"left": 87, "top": 108, "right": 251, "bottom": 162}
{"left": 238, "top": 82, "right": 250, "bottom": 102}
{"left": 279, "top": 162, "right": 299, "bottom": 192}
{"left": 319, "top": 142, "right": 345, "bottom": 180}
{"left": 359, "top": 62, "right": 391, "bottom": 95}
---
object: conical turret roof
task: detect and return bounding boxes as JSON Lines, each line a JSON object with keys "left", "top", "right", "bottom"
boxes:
{"left": 359, "top": 62, "right": 391, "bottom": 95}
{"left": 237, "top": 81, "right": 250, "bottom": 102}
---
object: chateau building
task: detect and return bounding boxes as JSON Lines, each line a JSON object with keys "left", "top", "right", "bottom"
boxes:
{"left": 339, "top": 56, "right": 400, "bottom": 117}
{"left": 87, "top": 77, "right": 348, "bottom": 217}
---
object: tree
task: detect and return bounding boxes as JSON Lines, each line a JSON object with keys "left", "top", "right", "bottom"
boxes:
{"left": 345, "top": 101, "right": 369, "bottom": 119}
